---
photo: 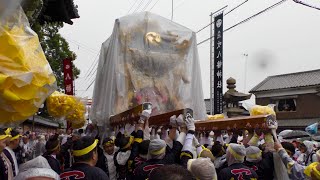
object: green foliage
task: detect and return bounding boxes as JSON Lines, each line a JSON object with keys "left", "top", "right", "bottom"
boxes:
{"left": 21, "top": 2, "right": 81, "bottom": 119}
{"left": 22, "top": 1, "right": 80, "bottom": 90}
{"left": 21, "top": 0, "right": 43, "bottom": 26}
{"left": 32, "top": 22, "right": 80, "bottom": 90}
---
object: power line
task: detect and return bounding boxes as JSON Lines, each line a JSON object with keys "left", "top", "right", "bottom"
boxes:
{"left": 85, "top": 78, "right": 96, "bottom": 91}
{"left": 224, "top": 0, "right": 287, "bottom": 32}
{"left": 195, "top": 5, "right": 228, "bottom": 34}
{"left": 165, "top": 0, "right": 188, "bottom": 17}
{"left": 78, "top": 52, "right": 100, "bottom": 85}
{"left": 81, "top": 69, "right": 98, "bottom": 91}
{"left": 67, "top": 40, "right": 98, "bottom": 54}
{"left": 80, "top": 71, "right": 96, "bottom": 91}
{"left": 142, "top": 0, "right": 153, "bottom": 11}
{"left": 64, "top": 37, "right": 99, "bottom": 53}
{"left": 83, "top": 56, "right": 99, "bottom": 82}
{"left": 149, "top": 0, "right": 160, "bottom": 11}
{"left": 78, "top": 77, "right": 95, "bottom": 97}
{"left": 77, "top": 69, "right": 97, "bottom": 96}
{"left": 133, "top": 0, "right": 146, "bottom": 13}
{"left": 63, "top": 37, "right": 101, "bottom": 91}
{"left": 196, "top": 1, "right": 248, "bottom": 34}
{"left": 76, "top": 74, "right": 95, "bottom": 92}
{"left": 127, "top": 0, "right": 139, "bottom": 14}
{"left": 197, "top": 0, "right": 288, "bottom": 46}
{"left": 224, "top": 0, "right": 249, "bottom": 16}
{"left": 76, "top": 58, "right": 99, "bottom": 92}
{"left": 87, "top": 64, "right": 98, "bottom": 81}
{"left": 81, "top": 62, "right": 101, "bottom": 95}
{"left": 293, "top": 0, "right": 320, "bottom": 10}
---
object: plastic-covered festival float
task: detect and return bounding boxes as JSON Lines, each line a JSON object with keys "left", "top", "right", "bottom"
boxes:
{"left": 91, "top": 12, "right": 206, "bottom": 130}
{"left": 91, "top": 12, "right": 275, "bottom": 134}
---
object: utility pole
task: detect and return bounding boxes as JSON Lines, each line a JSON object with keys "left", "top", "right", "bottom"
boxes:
{"left": 243, "top": 53, "right": 248, "bottom": 92}
{"left": 209, "top": 12, "right": 213, "bottom": 115}
{"left": 171, "top": 0, "right": 173, "bottom": 21}
{"left": 32, "top": 114, "right": 35, "bottom": 131}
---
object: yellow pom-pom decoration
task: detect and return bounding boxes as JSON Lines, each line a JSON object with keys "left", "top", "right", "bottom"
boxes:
{"left": 71, "top": 118, "right": 86, "bottom": 129}
{"left": 46, "top": 91, "right": 77, "bottom": 118}
{"left": 208, "top": 114, "right": 225, "bottom": 120}
{"left": 47, "top": 91, "right": 87, "bottom": 129}
{"left": 66, "top": 99, "right": 86, "bottom": 123}
{"left": 0, "top": 8, "right": 57, "bottom": 127}
{"left": 250, "top": 105, "right": 276, "bottom": 116}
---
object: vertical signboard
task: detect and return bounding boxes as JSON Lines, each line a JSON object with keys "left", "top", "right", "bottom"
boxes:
{"left": 63, "top": 58, "right": 74, "bottom": 95}
{"left": 213, "top": 13, "right": 223, "bottom": 114}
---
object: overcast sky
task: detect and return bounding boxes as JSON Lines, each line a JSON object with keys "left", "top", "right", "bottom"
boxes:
{"left": 60, "top": 0, "right": 320, "bottom": 104}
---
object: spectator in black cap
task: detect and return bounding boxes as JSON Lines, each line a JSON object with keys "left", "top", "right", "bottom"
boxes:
{"left": 133, "top": 140, "right": 150, "bottom": 169}
{"left": 60, "top": 131, "right": 81, "bottom": 169}
{"left": 43, "top": 134, "right": 62, "bottom": 174}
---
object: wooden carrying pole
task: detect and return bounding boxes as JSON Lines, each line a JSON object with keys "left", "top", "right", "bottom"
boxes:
{"left": 109, "top": 104, "right": 269, "bottom": 131}
{"left": 194, "top": 115, "right": 268, "bottom": 131}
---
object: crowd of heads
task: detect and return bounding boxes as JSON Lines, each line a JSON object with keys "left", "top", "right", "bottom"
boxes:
{"left": 1, "top": 116, "right": 320, "bottom": 180}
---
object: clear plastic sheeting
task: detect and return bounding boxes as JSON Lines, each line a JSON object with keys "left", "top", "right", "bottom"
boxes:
{"left": 0, "top": 0, "right": 22, "bottom": 22}
{"left": 0, "top": 6, "right": 56, "bottom": 127}
{"left": 91, "top": 12, "right": 206, "bottom": 128}
{"left": 15, "top": 156, "right": 60, "bottom": 180}
{"left": 46, "top": 91, "right": 87, "bottom": 129}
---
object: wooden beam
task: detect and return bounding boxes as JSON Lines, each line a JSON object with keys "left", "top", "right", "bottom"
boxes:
{"left": 109, "top": 104, "right": 269, "bottom": 131}
{"left": 148, "top": 108, "right": 193, "bottom": 127}
{"left": 195, "top": 115, "right": 268, "bottom": 131}
{"left": 109, "top": 104, "right": 145, "bottom": 127}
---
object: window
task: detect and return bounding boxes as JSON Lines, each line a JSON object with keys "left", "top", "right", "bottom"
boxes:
{"left": 276, "top": 99, "right": 296, "bottom": 112}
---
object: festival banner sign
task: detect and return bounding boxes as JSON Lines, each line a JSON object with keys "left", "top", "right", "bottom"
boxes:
{"left": 63, "top": 58, "right": 74, "bottom": 95}
{"left": 213, "top": 13, "right": 223, "bottom": 114}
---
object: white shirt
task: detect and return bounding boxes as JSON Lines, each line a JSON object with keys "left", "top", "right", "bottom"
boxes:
{"left": 4, "top": 147, "right": 19, "bottom": 175}
{"left": 104, "top": 152, "right": 116, "bottom": 180}
{"left": 214, "top": 154, "right": 226, "bottom": 169}
{"left": 61, "top": 135, "right": 71, "bottom": 145}
{"left": 22, "top": 142, "right": 31, "bottom": 158}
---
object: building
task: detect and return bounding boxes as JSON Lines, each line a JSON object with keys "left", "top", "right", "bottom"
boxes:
{"left": 250, "top": 69, "right": 320, "bottom": 130}
{"left": 204, "top": 99, "right": 249, "bottom": 116}
{"left": 21, "top": 115, "right": 60, "bottom": 134}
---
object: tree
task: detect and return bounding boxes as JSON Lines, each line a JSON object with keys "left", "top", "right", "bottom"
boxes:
{"left": 21, "top": 1, "right": 81, "bottom": 119}
{"left": 32, "top": 22, "right": 80, "bottom": 90}
{"left": 22, "top": 0, "right": 80, "bottom": 90}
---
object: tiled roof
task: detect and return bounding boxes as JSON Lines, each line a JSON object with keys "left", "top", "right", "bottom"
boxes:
{"left": 250, "top": 69, "right": 320, "bottom": 93}
{"left": 27, "top": 116, "right": 59, "bottom": 128}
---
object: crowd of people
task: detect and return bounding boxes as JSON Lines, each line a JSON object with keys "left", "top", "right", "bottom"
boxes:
{"left": 1, "top": 112, "right": 320, "bottom": 180}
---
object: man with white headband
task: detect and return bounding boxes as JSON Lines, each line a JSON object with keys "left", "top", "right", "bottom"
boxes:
{"left": 96, "top": 137, "right": 117, "bottom": 180}
{"left": 218, "top": 143, "right": 258, "bottom": 180}
{"left": 60, "top": 136, "right": 109, "bottom": 180}
{"left": 133, "top": 113, "right": 188, "bottom": 180}
{"left": 244, "top": 146, "right": 263, "bottom": 179}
